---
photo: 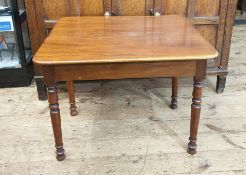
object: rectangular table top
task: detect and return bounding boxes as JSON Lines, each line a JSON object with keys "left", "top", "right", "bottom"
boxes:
{"left": 33, "top": 15, "right": 218, "bottom": 65}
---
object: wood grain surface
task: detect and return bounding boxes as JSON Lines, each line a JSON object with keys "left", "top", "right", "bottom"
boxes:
{"left": 33, "top": 15, "right": 218, "bottom": 65}
{"left": 51, "top": 61, "right": 197, "bottom": 81}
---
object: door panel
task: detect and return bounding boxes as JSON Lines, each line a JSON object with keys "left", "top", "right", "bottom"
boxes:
{"left": 195, "top": 0, "right": 220, "bottom": 16}
{"left": 199, "top": 26, "right": 218, "bottom": 67}
{"left": 80, "top": 0, "right": 104, "bottom": 16}
{"left": 122, "top": 0, "right": 146, "bottom": 15}
{"left": 195, "top": 25, "right": 217, "bottom": 47}
{"left": 112, "top": 0, "right": 152, "bottom": 16}
{"left": 162, "top": 0, "right": 187, "bottom": 16}
{"left": 43, "top": 0, "right": 69, "bottom": 20}
{"left": 42, "top": 0, "right": 104, "bottom": 18}
{"left": 187, "top": 0, "right": 228, "bottom": 67}
{"left": 69, "top": 0, "right": 82, "bottom": 16}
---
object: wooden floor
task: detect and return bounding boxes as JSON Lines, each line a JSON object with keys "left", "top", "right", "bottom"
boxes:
{"left": 0, "top": 25, "right": 246, "bottom": 175}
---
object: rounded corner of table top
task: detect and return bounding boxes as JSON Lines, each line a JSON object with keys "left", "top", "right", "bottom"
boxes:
{"left": 33, "top": 55, "right": 50, "bottom": 66}
{"left": 32, "top": 57, "right": 42, "bottom": 65}
{"left": 201, "top": 49, "right": 219, "bottom": 60}
{"left": 210, "top": 51, "right": 219, "bottom": 59}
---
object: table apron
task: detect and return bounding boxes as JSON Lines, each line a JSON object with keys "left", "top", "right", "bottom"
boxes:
{"left": 43, "top": 61, "right": 198, "bottom": 82}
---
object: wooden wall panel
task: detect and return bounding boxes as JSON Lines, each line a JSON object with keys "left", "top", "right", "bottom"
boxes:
{"left": 42, "top": 0, "right": 104, "bottom": 19}
{"left": 43, "top": 0, "right": 70, "bottom": 19}
{"left": 177, "top": 0, "right": 188, "bottom": 16}
{"left": 195, "top": 25, "right": 217, "bottom": 69}
{"left": 197, "top": 2, "right": 218, "bottom": 66}
{"left": 121, "top": 0, "right": 146, "bottom": 15}
{"left": 80, "top": 0, "right": 104, "bottom": 16}
{"left": 33, "top": 0, "right": 47, "bottom": 47}
{"left": 195, "top": 0, "right": 220, "bottom": 16}
{"left": 216, "top": 0, "right": 228, "bottom": 66}
{"left": 195, "top": 25, "right": 217, "bottom": 47}
{"left": 146, "top": 0, "right": 154, "bottom": 15}
{"left": 69, "top": 0, "right": 82, "bottom": 16}
{"left": 154, "top": 0, "right": 164, "bottom": 14}
{"left": 221, "top": 0, "right": 237, "bottom": 68}
{"left": 162, "top": 0, "right": 187, "bottom": 16}
{"left": 187, "top": 0, "right": 228, "bottom": 67}
{"left": 24, "top": 0, "right": 40, "bottom": 53}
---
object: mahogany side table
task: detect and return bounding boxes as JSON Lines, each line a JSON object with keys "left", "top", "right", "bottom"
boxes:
{"left": 33, "top": 15, "right": 218, "bottom": 161}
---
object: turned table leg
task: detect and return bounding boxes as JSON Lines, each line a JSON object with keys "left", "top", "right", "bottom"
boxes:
{"left": 48, "top": 83, "right": 65, "bottom": 161}
{"left": 187, "top": 78, "right": 203, "bottom": 155}
{"left": 66, "top": 81, "right": 78, "bottom": 116}
{"left": 170, "top": 77, "right": 178, "bottom": 109}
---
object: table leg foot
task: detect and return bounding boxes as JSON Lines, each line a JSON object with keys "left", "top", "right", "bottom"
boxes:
{"left": 187, "top": 139, "right": 197, "bottom": 155}
{"left": 56, "top": 145, "right": 65, "bottom": 161}
{"left": 70, "top": 106, "right": 78, "bottom": 116}
{"left": 216, "top": 75, "right": 227, "bottom": 94}
{"left": 170, "top": 97, "right": 178, "bottom": 109}
{"left": 170, "top": 77, "right": 178, "bottom": 109}
{"left": 66, "top": 81, "right": 78, "bottom": 116}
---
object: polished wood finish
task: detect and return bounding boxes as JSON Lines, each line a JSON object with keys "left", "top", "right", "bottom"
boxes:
{"left": 43, "top": 66, "right": 65, "bottom": 161}
{"left": 66, "top": 81, "right": 78, "bottom": 116}
{"left": 170, "top": 77, "right": 178, "bottom": 109}
{"left": 33, "top": 16, "right": 218, "bottom": 65}
{"left": 188, "top": 78, "right": 203, "bottom": 155}
{"left": 47, "top": 83, "right": 65, "bottom": 161}
{"left": 34, "top": 16, "right": 217, "bottom": 160}
{"left": 50, "top": 61, "right": 196, "bottom": 81}
{"left": 25, "top": 0, "right": 237, "bottom": 99}
{"left": 188, "top": 60, "right": 207, "bottom": 155}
